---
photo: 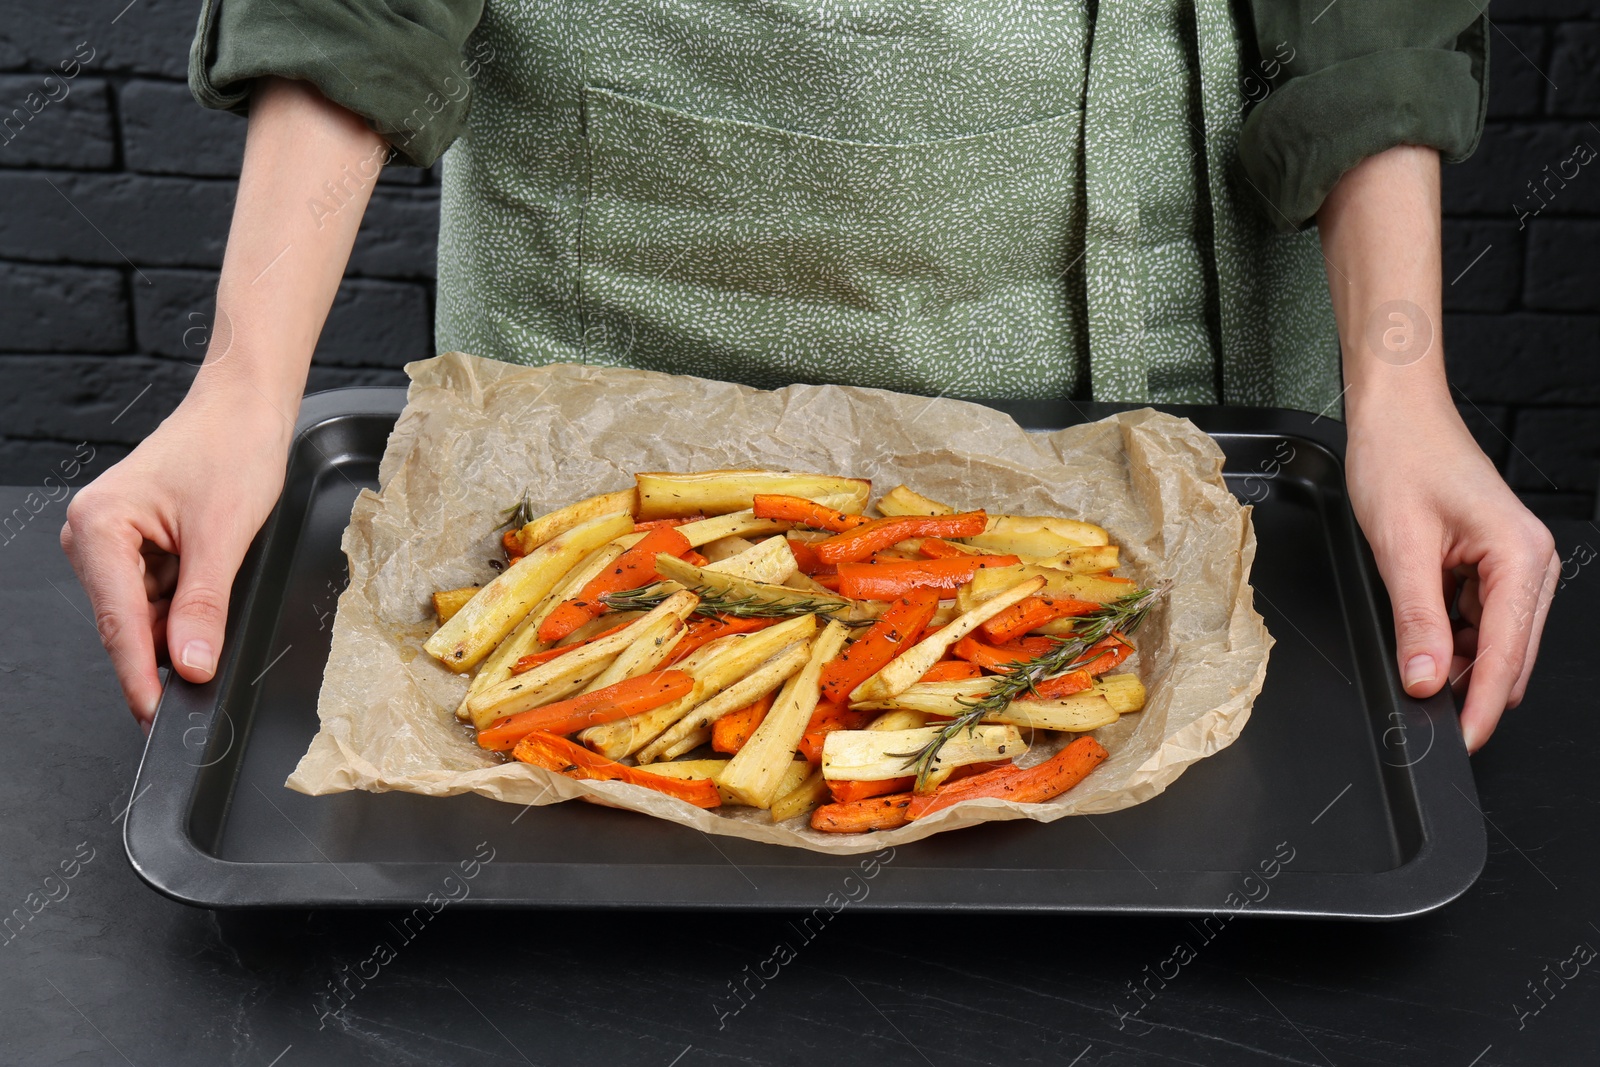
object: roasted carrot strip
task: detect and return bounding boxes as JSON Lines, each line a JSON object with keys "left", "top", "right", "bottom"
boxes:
{"left": 682, "top": 549, "right": 710, "bottom": 567}
{"left": 918, "top": 659, "right": 986, "bottom": 683}
{"left": 666, "top": 614, "right": 776, "bottom": 665}
{"left": 1030, "top": 668, "right": 1095, "bottom": 699}
{"left": 828, "top": 777, "right": 913, "bottom": 803}
{"left": 512, "top": 731, "right": 721, "bottom": 808}
{"left": 634, "top": 516, "right": 702, "bottom": 532}
{"left": 810, "top": 792, "right": 913, "bottom": 833}
{"left": 797, "top": 702, "right": 875, "bottom": 763}
{"left": 510, "top": 620, "right": 636, "bottom": 675}
{"left": 785, "top": 537, "right": 832, "bottom": 576}
{"left": 818, "top": 589, "right": 940, "bottom": 704}
{"left": 813, "top": 512, "right": 989, "bottom": 565}
{"left": 916, "top": 538, "right": 971, "bottom": 559}
{"left": 502, "top": 529, "right": 524, "bottom": 556}
{"left": 478, "top": 670, "right": 694, "bottom": 751}
{"left": 711, "top": 692, "right": 775, "bottom": 755}
{"left": 752, "top": 494, "right": 869, "bottom": 532}
{"left": 951, "top": 634, "right": 1057, "bottom": 672}
{"left": 813, "top": 573, "right": 843, "bottom": 591}
{"left": 906, "top": 736, "right": 1108, "bottom": 818}
{"left": 980, "top": 594, "right": 1100, "bottom": 643}
{"left": 835, "top": 555, "right": 1019, "bottom": 600}
{"left": 538, "top": 527, "right": 693, "bottom": 642}
{"left": 1078, "top": 633, "right": 1135, "bottom": 674}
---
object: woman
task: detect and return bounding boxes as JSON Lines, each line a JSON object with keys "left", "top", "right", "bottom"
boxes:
{"left": 63, "top": 0, "right": 1556, "bottom": 752}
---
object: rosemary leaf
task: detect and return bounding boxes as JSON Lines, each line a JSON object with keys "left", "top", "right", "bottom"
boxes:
{"left": 901, "top": 579, "right": 1171, "bottom": 792}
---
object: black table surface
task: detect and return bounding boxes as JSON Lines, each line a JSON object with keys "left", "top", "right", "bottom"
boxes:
{"left": 3, "top": 483, "right": 1596, "bottom": 1067}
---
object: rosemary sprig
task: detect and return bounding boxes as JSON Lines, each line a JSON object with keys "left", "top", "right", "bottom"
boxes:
{"left": 600, "top": 583, "right": 865, "bottom": 624}
{"left": 497, "top": 489, "right": 535, "bottom": 532}
{"left": 897, "top": 579, "right": 1172, "bottom": 792}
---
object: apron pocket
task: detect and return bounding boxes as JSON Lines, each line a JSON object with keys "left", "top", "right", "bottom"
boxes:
{"left": 579, "top": 85, "right": 1085, "bottom": 399}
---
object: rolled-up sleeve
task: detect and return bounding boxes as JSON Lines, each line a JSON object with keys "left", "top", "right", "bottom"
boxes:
{"left": 188, "top": 0, "right": 486, "bottom": 167}
{"left": 1237, "top": 1, "right": 1488, "bottom": 232}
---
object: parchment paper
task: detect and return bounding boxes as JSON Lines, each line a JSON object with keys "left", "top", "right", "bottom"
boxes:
{"left": 288, "top": 352, "right": 1272, "bottom": 854}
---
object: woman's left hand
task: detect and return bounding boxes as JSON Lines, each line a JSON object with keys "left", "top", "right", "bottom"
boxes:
{"left": 1344, "top": 393, "right": 1558, "bottom": 752}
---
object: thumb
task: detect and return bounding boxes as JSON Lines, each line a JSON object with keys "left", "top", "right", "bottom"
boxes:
{"left": 166, "top": 533, "right": 250, "bottom": 685}
{"left": 1383, "top": 560, "right": 1455, "bottom": 700}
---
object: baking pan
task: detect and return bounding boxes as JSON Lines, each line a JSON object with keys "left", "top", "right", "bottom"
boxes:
{"left": 124, "top": 387, "right": 1485, "bottom": 917}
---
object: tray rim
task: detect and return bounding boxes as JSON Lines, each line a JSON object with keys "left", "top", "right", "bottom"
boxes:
{"left": 124, "top": 385, "right": 1486, "bottom": 918}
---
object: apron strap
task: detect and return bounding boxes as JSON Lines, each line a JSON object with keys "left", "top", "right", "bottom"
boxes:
{"left": 1192, "top": 0, "right": 1343, "bottom": 411}
{"left": 1081, "top": 0, "right": 1154, "bottom": 404}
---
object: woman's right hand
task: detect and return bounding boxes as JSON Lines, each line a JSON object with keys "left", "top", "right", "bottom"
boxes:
{"left": 61, "top": 386, "right": 295, "bottom": 729}
{"left": 60, "top": 77, "right": 389, "bottom": 728}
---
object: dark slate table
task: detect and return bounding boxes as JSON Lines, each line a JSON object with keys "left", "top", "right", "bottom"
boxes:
{"left": 2, "top": 484, "right": 1596, "bottom": 1067}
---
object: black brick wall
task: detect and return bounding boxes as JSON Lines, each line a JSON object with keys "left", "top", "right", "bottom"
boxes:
{"left": 1, "top": 2, "right": 1596, "bottom": 519}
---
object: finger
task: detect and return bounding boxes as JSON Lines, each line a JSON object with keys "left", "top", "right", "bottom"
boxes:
{"left": 1376, "top": 544, "right": 1456, "bottom": 701}
{"left": 1458, "top": 547, "right": 1548, "bottom": 752}
{"left": 164, "top": 527, "right": 252, "bottom": 684}
{"left": 61, "top": 512, "right": 164, "bottom": 726}
{"left": 1507, "top": 552, "right": 1560, "bottom": 707}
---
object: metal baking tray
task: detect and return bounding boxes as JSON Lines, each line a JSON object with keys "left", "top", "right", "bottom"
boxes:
{"left": 124, "top": 387, "right": 1485, "bottom": 917}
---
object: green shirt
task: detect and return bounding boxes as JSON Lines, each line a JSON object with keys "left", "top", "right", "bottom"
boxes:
{"left": 189, "top": 0, "right": 1487, "bottom": 231}
{"left": 187, "top": 0, "right": 1488, "bottom": 413}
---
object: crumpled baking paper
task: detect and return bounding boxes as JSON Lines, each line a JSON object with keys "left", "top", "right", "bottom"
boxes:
{"left": 288, "top": 352, "right": 1272, "bottom": 854}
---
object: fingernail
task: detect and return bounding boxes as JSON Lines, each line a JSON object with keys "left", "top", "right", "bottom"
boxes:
{"left": 180, "top": 639, "right": 216, "bottom": 677}
{"left": 1403, "top": 654, "right": 1436, "bottom": 690}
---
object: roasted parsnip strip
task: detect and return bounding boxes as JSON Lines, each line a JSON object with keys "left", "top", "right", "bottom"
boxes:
{"left": 875, "top": 485, "right": 957, "bottom": 517}
{"left": 769, "top": 767, "right": 830, "bottom": 823}
{"left": 957, "top": 565, "right": 1133, "bottom": 612}
{"left": 980, "top": 694, "right": 1119, "bottom": 732}
{"left": 961, "top": 514, "right": 1110, "bottom": 555}
{"left": 851, "top": 677, "right": 1000, "bottom": 716}
{"left": 635, "top": 471, "right": 869, "bottom": 520}
{"left": 580, "top": 614, "right": 821, "bottom": 760}
{"left": 782, "top": 571, "right": 835, "bottom": 595}
{"left": 654, "top": 554, "right": 875, "bottom": 622}
{"left": 645, "top": 759, "right": 810, "bottom": 807}
{"left": 853, "top": 673, "right": 1144, "bottom": 718}
{"left": 702, "top": 535, "right": 799, "bottom": 585}
{"left": 646, "top": 764, "right": 812, "bottom": 806}
{"left": 557, "top": 608, "right": 644, "bottom": 647}
{"left": 720, "top": 619, "right": 851, "bottom": 808}
{"left": 699, "top": 535, "right": 758, "bottom": 563}
{"left": 1032, "top": 545, "right": 1121, "bottom": 573}
{"left": 452, "top": 541, "right": 628, "bottom": 720}
{"left": 849, "top": 575, "right": 1046, "bottom": 702}
{"left": 1089, "top": 672, "right": 1147, "bottom": 713}
{"left": 426, "top": 510, "right": 634, "bottom": 671}
{"left": 637, "top": 639, "right": 814, "bottom": 763}
{"left": 579, "top": 617, "right": 688, "bottom": 694}
{"left": 820, "top": 725, "right": 1024, "bottom": 781}
{"left": 865, "top": 709, "right": 935, "bottom": 732}
{"left": 616, "top": 509, "right": 791, "bottom": 550}
{"left": 515, "top": 488, "right": 636, "bottom": 554}
{"left": 466, "top": 590, "right": 698, "bottom": 727}
{"left": 432, "top": 586, "right": 480, "bottom": 624}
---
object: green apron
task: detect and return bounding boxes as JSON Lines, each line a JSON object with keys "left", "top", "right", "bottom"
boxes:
{"left": 436, "top": 0, "right": 1341, "bottom": 412}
